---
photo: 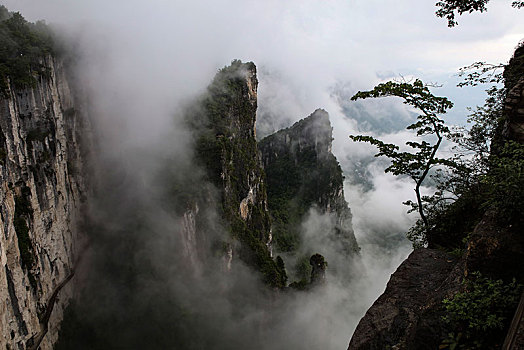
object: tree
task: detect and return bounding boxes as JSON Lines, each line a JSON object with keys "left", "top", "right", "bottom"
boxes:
{"left": 349, "top": 79, "right": 455, "bottom": 244}
{"left": 436, "top": 0, "right": 523, "bottom": 27}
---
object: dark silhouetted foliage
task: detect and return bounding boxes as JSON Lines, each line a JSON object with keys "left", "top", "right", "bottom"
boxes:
{"left": 0, "top": 6, "right": 55, "bottom": 96}
{"left": 436, "top": 0, "right": 523, "bottom": 27}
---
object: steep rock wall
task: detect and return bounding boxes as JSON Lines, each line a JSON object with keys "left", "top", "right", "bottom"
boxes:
{"left": 184, "top": 60, "right": 286, "bottom": 287}
{"left": 0, "top": 56, "right": 89, "bottom": 350}
{"left": 348, "top": 249, "right": 463, "bottom": 349}
{"left": 259, "top": 109, "right": 359, "bottom": 282}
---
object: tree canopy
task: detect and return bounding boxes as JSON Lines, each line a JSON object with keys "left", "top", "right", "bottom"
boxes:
{"left": 0, "top": 6, "right": 55, "bottom": 95}
{"left": 436, "top": 0, "right": 523, "bottom": 27}
{"left": 350, "top": 79, "right": 455, "bottom": 244}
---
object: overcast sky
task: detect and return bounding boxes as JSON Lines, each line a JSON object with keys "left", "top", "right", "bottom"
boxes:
{"left": 5, "top": 0, "right": 522, "bottom": 273}
{"left": 4, "top": 0, "right": 522, "bottom": 148}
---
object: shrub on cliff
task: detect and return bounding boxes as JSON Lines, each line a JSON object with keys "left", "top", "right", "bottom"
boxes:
{"left": 0, "top": 6, "right": 55, "bottom": 96}
{"left": 441, "top": 272, "right": 522, "bottom": 348}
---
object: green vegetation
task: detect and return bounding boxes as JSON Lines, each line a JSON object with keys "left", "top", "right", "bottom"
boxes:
{"left": 422, "top": 188, "right": 483, "bottom": 250}
{"left": 441, "top": 272, "right": 522, "bottom": 348}
{"left": 482, "top": 140, "right": 524, "bottom": 227}
{"left": 350, "top": 42, "right": 524, "bottom": 347}
{"left": 423, "top": 44, "right": 524, "bottom": 249}
{"left": 294, "top": 254, "right": 312, "bottom": 282}
{"left": 264, "top": 153, "right": 302, "bottom": 252}
{"left": 309, "top": 253, "right": 327, "bottom": 284}
{"left": 288, "top": 253, "right": 327, "bottom": 289}
{"left": 436, "top": 0, "right": 523, "bottom": 27}
{"left": 0, "top": 5, "right": 55, "bottom": 96}
{"left": 276, "top": 256, "right": 287, "bottom": 286}
{"left": 504, "top": 43, "right": 524, "bottom": 90}
{"left": 187, "top": 60, "right": 287, "bottom": 288}
{"left": 352, "top": 42, "right": 524, "bottom": 250}
{"left": 260, "top": 116, "right": 346, "bottom": 253}
{"left": 349, "top": 79, "right": 456, "bottom": 247}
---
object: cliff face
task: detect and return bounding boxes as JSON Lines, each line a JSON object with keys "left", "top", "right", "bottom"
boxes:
{"left": 259, "top": 109, "right": 359, "bottom": 282}
{"left": 0, "top": 56, "right": 89, "bottom": 350}
{"left": 348, "top": 249, "right": 463, "bottom": 349}
{"left": 183, "top": 64, "right": 359, "bottom": 288}
{"left": 184, "top": 60, "right": 285, "bottom": 287}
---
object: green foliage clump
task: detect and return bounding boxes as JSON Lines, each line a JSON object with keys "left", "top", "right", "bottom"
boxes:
{"left": 0, "top": 6, "right": 55, "bottom": 96}
{"left": 230, "top": 215, "right": 287, "bottom": 288}
{"left": 355, "top": 48, "right": 524, "bottom": 249}
{"left": 264, "top": 153, "right": 303, "bottom": 252}
{"left": 294, "top": 254, "right": 313, "bottom": 282}
{"left": 436, "top": 0, "right": 490, "bottom": 27}
{"left": 441, "top": 272, "right": 522, "bottom": 348}
{"left": 503, "top": 42, "right": 524, "bottom": 91}
{"left": 417, "top": 49, "right": 523, "bottom": 250}
{"left": 482, "top": 140, "right": 524, "bottom": 228}
{"left": 423, "top": 53, "right": 524, "bottom": 249}
{"left": 289, "top": 279, "right": 309, "bottom": 291}
{"left": 435, "top": 0, "right": 523, "bottom": 27}
{"left": 275, "top": 256, "right": 288, "bottom": 285}
{"left": 422, "top": 188, "right": 483, "bottom": 250}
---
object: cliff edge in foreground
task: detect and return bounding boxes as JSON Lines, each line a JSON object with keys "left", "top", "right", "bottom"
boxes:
{"left": 348, "top": 43, "right": 524, "bottom": 350}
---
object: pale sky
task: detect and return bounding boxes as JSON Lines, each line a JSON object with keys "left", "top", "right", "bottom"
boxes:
{"left": 3, "top": 1, "right": 522, "bottom": 127}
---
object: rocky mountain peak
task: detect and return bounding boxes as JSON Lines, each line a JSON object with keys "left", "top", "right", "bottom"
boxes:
{"left": 259, "top": 109, "right": 359, "bottom": 284}
{"left": 260, "top": 108, "right": 333, "bottom": 162}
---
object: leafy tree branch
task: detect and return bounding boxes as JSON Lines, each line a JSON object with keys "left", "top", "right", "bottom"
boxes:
{"left": 350, "top": 79, "right": 455, "bottom": 241}
{"left": 436, "top": 0, "right": 523, "bottom": 27}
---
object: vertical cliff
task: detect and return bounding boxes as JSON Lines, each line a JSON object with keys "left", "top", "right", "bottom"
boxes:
{"left": 184, "top": 60, "right": 286, "bottom": 287}
{"left": 0, "top": 56, "right": 90, "bottom": 350}
{"left": 0, "top": 9, "right": 90, "bottom": 350}
{"left": 259, "top": 109, "right": 359, "bottom": 283}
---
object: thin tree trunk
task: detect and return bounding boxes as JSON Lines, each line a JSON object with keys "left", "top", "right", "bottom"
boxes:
{"left": 416, "top": 120, "right": 443, "bottom": 235}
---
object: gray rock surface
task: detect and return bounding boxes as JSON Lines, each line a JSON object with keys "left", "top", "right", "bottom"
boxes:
{"left": 0, "top": 56, "right": 90, "bottom": 350}
{"left": 348, "top": 249, "right": 462, "bottom": 350}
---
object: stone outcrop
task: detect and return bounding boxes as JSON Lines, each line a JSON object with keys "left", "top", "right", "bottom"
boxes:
{"left": 309, "top": 253, "right": 327, "bottom": 285}
{"left": 348, "top": 249, "right": 462, "bottom": 349}
{"left": 261, "top": 111, "right": 356, "bottom": 236}
{"left": 184, "top": 60, "right": 285, "bottom": 287}
{"left": 259, "top": 109, "right": 359, "bottom": 282}
{"left": 0, "top": 56, "right": 90, "bottom": 350}
{"left": 502, "top": 76, "right": 524, "bottom": 143}
{"left": 464, "top": 209, "right": 524, "bottom": 283}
